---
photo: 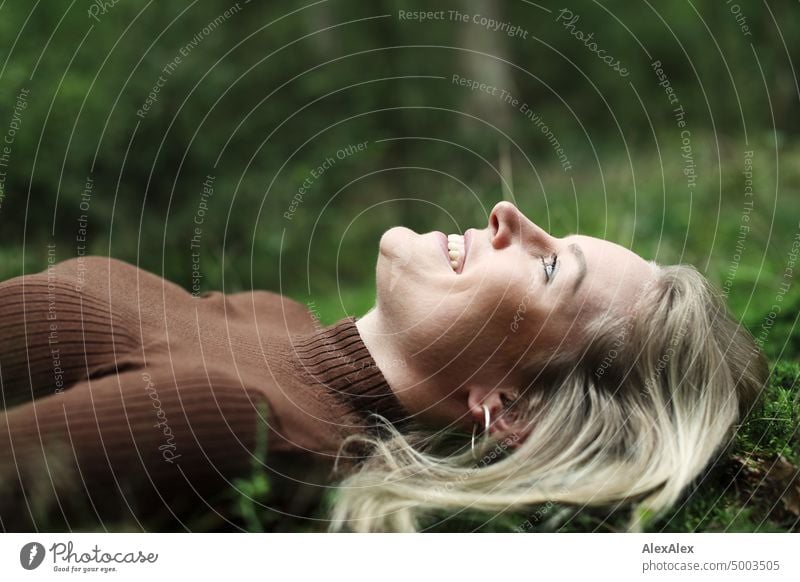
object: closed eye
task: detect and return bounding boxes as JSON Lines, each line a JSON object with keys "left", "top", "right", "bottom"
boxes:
{"left": 543, "top": 254, "right": 558, "bottom": 282}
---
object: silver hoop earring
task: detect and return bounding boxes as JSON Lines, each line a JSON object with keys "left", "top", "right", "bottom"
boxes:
{"left": 471, "top": 405, "right": 491, "bottom": 457}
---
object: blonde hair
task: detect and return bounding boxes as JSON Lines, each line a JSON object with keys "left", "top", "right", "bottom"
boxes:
{"left": 328, "top": 264, "right": 767, "bottom": 532}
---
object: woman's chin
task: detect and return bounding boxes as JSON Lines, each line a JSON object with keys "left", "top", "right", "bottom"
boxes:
{"left": 379, "top": 226, "right": 415, "bottom": 257}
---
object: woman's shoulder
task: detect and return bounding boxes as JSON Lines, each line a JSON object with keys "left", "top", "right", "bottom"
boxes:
{"left": 50, "top": 254, "right": 132, "bottom": 271}
{"left": 49, "top": 255, "right": 185, "bottom": 295}
{"left": 50, "top": 255, "right": 160, "bottom": 278}
{"left": 46, "top": 255, "right": 319, "bottom": 333}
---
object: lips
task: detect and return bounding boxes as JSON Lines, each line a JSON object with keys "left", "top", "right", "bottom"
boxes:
{"left": 462, "top": 228, "right": 472, "bottom": 272}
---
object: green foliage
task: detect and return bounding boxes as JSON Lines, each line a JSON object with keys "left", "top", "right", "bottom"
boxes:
{"left": 229, "top": 401, "right": 277, "bottom": 532}
{"left": 739, "top": 361, "right": 800, "bottom": 464}
{"left": 665, "top": 358, "right": 798, "bottom": 533}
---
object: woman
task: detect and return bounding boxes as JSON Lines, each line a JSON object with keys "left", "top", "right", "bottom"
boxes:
{"left": 0, "top": 202, "right": 765, "bottom": 532}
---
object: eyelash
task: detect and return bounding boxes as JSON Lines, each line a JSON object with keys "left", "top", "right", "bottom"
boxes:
{"left": 543, "top": 254, "right": 558, "bottom": 281}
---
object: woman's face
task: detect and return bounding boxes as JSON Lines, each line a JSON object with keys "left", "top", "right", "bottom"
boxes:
{"left": 373, "top": 201, "right": 657, "bottom": 393}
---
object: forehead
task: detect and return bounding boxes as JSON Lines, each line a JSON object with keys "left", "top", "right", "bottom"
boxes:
{"left": 562, "top": 234, "right": 656, "bottom": 314}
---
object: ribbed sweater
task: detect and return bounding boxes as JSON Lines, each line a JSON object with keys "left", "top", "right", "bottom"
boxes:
{"left": 0, "top": 256, "right": 408, "bottom": 531}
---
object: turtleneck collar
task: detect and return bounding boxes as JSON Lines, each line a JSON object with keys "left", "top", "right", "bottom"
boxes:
{"left": 291, "top": 317, "right": 410, "bottom": 430}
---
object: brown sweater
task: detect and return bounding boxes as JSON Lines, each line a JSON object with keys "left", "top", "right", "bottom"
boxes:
{"left": 0, "top": 256, "right": 408, "bottom": 531}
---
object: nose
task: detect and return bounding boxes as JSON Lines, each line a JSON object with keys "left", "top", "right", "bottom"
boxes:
{"left": 488, "top": 201, "right": 553, "bottom": 251}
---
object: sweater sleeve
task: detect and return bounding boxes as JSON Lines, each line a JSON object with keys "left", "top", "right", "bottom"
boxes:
{"left": 0, "top": 263, "right": 141, "bottom": 409}
{"left": 0, "top": 363, "right": 271, "bottom": 530}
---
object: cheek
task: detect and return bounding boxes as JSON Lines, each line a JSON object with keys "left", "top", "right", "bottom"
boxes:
{"left": 479, "top": 270, "right": 562, "bottom": 347}
{"left": 431, "top": 269, "right": 532, "bottom": 338}
{"left": 472, "top": 266, "right": 535, "bottom": 315}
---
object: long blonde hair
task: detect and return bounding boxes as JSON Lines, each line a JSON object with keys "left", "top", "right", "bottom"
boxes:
{"left": 328, "top": 264, "right": 767, "bottom": 532}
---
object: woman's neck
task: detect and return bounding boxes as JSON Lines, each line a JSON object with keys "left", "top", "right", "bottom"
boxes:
{"left": 355, "top": 308, "right": 469, "bottom": 429}
{"left": 354, "top": 308, "right": 411, "bottom": 403}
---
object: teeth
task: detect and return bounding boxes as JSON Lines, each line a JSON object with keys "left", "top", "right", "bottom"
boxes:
{"left": 446, "top": 234, "right": 464, "bottom": 272}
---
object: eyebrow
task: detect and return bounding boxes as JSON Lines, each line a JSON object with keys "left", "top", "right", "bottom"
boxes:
{"left": 567, "top": 243, "right": 587, "bottom": 292}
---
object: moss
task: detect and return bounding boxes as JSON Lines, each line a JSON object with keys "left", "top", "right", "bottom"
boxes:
{"left": 738, "top": 360, "right": 800, "bottom": 465}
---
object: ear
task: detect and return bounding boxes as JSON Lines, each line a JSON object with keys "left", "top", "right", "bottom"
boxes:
{"left": 467, "top": 385, "right": 530, "bottom": 448}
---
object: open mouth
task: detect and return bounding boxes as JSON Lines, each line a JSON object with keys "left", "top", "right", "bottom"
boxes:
{"left": 447, "top": 234, "right": 465, "bottom": 272}
{"left": 437, "top": 230, "right": 470, "bottom": 274}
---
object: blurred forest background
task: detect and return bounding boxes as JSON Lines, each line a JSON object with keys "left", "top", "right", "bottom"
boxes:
{"left": 0, "top": 0, "right": 797, "bottom": 531}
